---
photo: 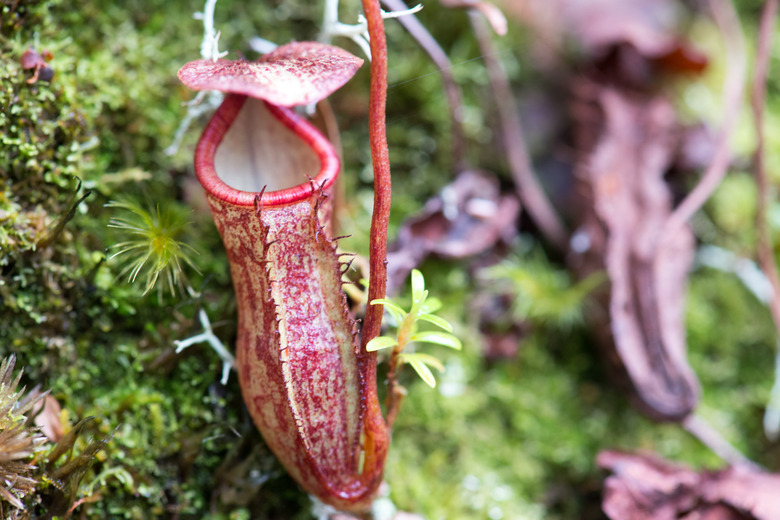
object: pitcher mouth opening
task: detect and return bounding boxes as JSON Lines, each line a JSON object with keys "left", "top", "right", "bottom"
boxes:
{"left": 194, "top": 94, "right": 339, "bottom": 207}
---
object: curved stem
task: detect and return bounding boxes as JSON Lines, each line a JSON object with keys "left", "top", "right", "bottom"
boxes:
{"left": 381, "top": 0, "right": 467, "bottom": 170}
{"left": 360, "top": 0, "right": 392, "bottom": 353}
{"left": 659, "top": 0, "right": 746, "bottom": 251}
{"left": 682, "top": 414, "right": 758, "bottom": 469}
{"left": 469, "top": 11, "right": 568, "bottom": 250}
{"left": 753, "top": 0, "right": 780, "bottom": 333}
{"left": 752, "top": 0, "right": 780, "bottom": 440}
{"left": 356, "top": 0, "right": 396, "bottom": 447}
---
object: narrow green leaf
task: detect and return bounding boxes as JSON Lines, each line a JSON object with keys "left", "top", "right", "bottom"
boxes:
{"left": 409, "top": 358, "right": 436, "bottom": 387}
{"left": 417, "top": 313, "right": 453, "bottom": 332}
{"left": 366, "top": 336, "right": 398, "bottom": 352}
{"left": 410, "top": 331, "right": 462, "bottom": 350}
{"left": 411, "top": 269, "right": 425, "bottom": 304}
{"left": 399, "top": 353, "right": 439, "bottom": 387}
{"left": 401, "top": 352, "right": 445, "bottom": 372}
{"left": 371, "top": 298, "right": 407, "bottom": 323}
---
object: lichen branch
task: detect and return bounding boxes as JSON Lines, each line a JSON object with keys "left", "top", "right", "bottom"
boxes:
{"left": 682, "top": 414, "right": 758, "bottom": 469}
{"left": 174, "top": 308, "right": 235, "bottom": 385}
{"left": 320, "top": 0, "right": 422, "bottom": 60}
{"left": 195, "top": 0, "right": 228, "bottom": 62}
{"left": 164, "top": 0, "right": 226, "bottom": 156}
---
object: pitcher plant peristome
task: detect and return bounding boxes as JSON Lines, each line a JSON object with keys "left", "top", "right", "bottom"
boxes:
{"left": 179, "top": 40, "right": 390, "bottom": 511}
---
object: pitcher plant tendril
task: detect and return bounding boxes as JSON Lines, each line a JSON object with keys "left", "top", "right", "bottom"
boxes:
{"left": 359, "top": 0, "right": 392, "bottom": 384}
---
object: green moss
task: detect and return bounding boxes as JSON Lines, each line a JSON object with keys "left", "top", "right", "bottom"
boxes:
{"left": 707, "top": 172, "right": 758, "bottom": 242}
{"left": 1, "top": 1, "right": 287, "bottom": 516}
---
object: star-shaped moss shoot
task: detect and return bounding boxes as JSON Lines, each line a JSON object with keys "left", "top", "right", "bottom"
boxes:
{"left": 106, "top": 200, "right": 199, "bottom": 298}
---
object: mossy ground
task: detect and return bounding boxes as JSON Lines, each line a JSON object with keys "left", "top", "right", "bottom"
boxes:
{"left": 2, "top": 1, "right": 780, "bottom": 519}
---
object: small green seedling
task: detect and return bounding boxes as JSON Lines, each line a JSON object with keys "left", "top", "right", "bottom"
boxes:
{"left": 106, "top": 200, "right": 199, "bottom": 297}
{"left": 367, "top": 269, "right": 461, "bottom": 387}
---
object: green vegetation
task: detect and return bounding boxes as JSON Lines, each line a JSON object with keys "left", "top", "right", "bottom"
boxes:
{"left": 2, "top": 0, "right": 779, "bottom": 518}
{"left": 105, "top": 200, "right": 199, "bottom": 298}
{"left": 369, "top": 269, "right": 462, "bottom": 388}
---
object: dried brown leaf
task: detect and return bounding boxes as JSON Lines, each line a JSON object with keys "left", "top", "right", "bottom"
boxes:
{"left": 496, "top": 0, "right": 706, "bottom": 77}
{"left": 20, "top": 47, "right": 43, "bottom": 69}
{"left": 599, "top": 451, "right": 780, "bottom": 520}
{"left": 569, "top": 88, "right": 699, "bottom": 421}
{"left": 386, "top": 170, "right": 519, "bottom": 293}
{"left": 33, "top": 395, "right": 64, "bottom": 443}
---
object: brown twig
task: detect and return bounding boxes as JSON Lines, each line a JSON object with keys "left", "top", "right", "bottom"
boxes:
{"left": 384, "top": 345, "right": 407, "bottom": 430}
{"left": 683, "top": 414, "right": 759, "bottom": 469}
{"left": 752, "top": 0, "right": 780, "bottom": 333}
{"left": 384, "top": 384, "right": 406, "bottom": 430}
{"left": 381, "top": 0, "right": 467, "bottom": 170}
{"left": 659, "top": 0, "right": 746, "bottom": 251}
{"left": 469, "top": 10, "right": 568, "bottom": 250}
{"left": 37, "top": 180, "right": 92, "bottom": 249}
{"left": 64, "top": 493, "right": 103, "bottom": 519}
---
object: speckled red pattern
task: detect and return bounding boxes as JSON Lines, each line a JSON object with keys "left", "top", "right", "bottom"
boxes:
{"left": 195, "top": 94, "right": 387, "bottom": 511}
{"left": 178, "top": 41, "right": 364, "bottom": 108}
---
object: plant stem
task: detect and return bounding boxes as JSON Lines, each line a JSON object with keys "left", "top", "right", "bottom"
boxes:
{"left": 469, "top": 10, "right": 568, "bottom": 251}
{"left": 358, "top": 0, "right": 394, "bottom": 429}
{"left": 752, "top": 0, "right": 780, "bottom": 333}
{"left": 384, "top": 345, "right": 404, "bottom": 429}
{"left": 359, "top": 0, "right": 391, "bottom": 350}
{"left": 682, "top": 414, "right": 758, "bottom": 469}
{"left": 385, "top": 313, "right": 414, "bottom": 429}
{"left": 751, "top": 0, "right": 780, "bottom": 440}
{"left": 381, "top": 0, "right": 467, "bottom": 170}
{"left": 659, "top": 0, "right": 746, "bottom": 251}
